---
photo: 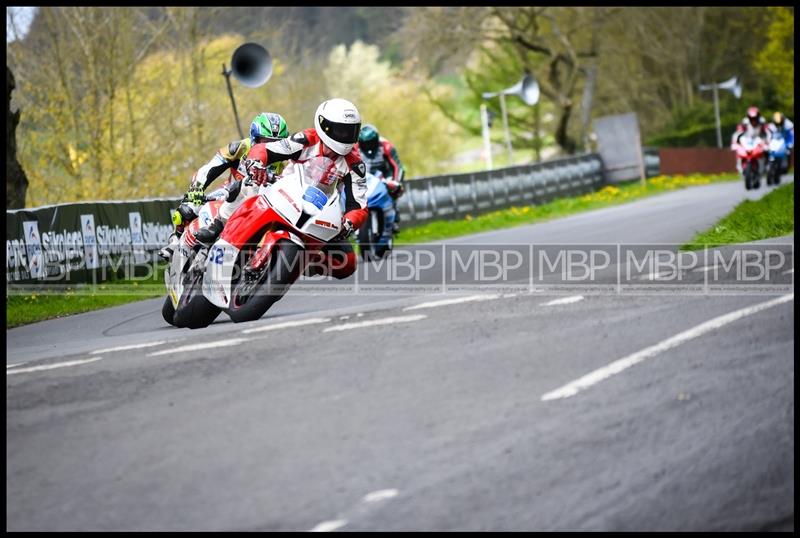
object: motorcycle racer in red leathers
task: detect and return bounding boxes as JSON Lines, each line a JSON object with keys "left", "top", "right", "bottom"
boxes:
{"left": 731, "top": 106, "right": 769, "bottom": 176}
{"left": 193, "top": 98, "right": 368, "bottom": 280}
{"left": 357, "top": 124, "right": 405, "bottom": 232}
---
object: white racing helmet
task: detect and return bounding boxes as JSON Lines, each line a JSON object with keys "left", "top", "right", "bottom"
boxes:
{"left": 314, "top": 98, "right": 361, "bottom": 156}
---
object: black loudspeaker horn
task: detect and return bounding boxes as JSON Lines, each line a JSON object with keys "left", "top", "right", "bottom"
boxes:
{"left": 231, "top": 43, "right": 273, "bottom": 88}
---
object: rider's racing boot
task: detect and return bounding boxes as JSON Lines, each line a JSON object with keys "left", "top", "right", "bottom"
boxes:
{"left": 194, "top": 217, "right": 224, "bottom": 248}
{"left": 158, "top": 233, "right": 180, "bottom": 261}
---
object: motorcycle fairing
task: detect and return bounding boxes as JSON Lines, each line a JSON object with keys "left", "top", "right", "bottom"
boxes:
{"left": 164, "top": 200, "right": 223, "bottom": 308}
{"left": 263, "top": 174, "right": 344, "bottom": 243}
{"left": 201, "top": 238, "right": 238, "bottom": 309}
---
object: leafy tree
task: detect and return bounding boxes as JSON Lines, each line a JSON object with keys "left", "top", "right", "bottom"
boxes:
{"left": 593, "top": 7, "right": 774, "bottom": 142}
{"left": 754, "top": 7, "right": 794, "bottom": 112}
{"left": 324, "top": 41, "right": 460, "bottom": 176}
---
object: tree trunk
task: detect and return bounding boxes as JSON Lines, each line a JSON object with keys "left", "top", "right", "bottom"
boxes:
{"left": 555, "top": 101, "right": 578, "bottom": 154}
{"left": 6, "top": 66, "right": 29, "bottom": 209}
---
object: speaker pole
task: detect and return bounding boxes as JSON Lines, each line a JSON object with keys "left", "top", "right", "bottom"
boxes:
{"left": 222, "top": 62, "right": 244, "bottom": 139}
{"left": 500, "top": 93, "right": 514, "bottom": 164}
{"left": 712, "top": 84, "right": 722, "bottom": 149}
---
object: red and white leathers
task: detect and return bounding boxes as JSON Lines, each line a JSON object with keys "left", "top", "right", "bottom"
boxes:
{"left": 731, "top": 116, "right": 769, "bottom": 174}
{"left": 234, "top": 128, "right": 368, "bottom": 227}
{"left": 219, "top": 128, "right": 369, "bottom": 279}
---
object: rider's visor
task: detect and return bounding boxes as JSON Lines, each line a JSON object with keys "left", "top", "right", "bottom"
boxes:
{"left": 318, "top": 116, "right": 361, "bottom": 144}
{"left": 359, "top": 137, "right": 379, "bottom": 156}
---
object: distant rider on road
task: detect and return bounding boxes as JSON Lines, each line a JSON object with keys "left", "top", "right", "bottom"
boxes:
{"left": 159, "top": 112, "right": 290, "bottom": 260}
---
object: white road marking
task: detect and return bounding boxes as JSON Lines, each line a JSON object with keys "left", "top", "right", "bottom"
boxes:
{"left": 340, "top": 315, "right": 350, "bottom": 320}
{"left": 7, "top": 357, "right": 104, "bottom": 375}
{"left": 7, "top": 363, "right": 26, "bottom": 369}
{"left": 323, "top": 315, "right": 427, "bottom": 332}
{"left": 241, "top": 317, "right": 330, "bottom": 334}
{"left": 541, "top": 293, "right": 794, "bottom": 401}
{"left": 90, "top": 341, "right": 168, "bottom": 354}
{"left": 783, "top": 269, "right": 794, "bottom": 275}
{"left": 309, "top": 519, "right": 348, "bottom": 532}
{"left": 362, "top": 489, "right": 399, "bottom": 503}
{"left": 541, "top": 295, "right": 584, "bottom": 307}
{"left": 147, "top": 338, "right": 250, "bottom": 357}
{"left": 692, "top": 265, "right": 719, "bottom": 273}
{"left": 503, "top": 293, "right": 519, "bottom": 298}
{"left": 637, "top": 271, "right": 674, "bottom": 280}
{"left": 403, "top": 294, "right": 500, "bottom": 311}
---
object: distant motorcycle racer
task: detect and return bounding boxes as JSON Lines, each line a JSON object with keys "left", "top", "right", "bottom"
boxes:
{"left": 159, "top": 112, "right": 290, "bottom": 260}
{"left": 731, "top": 106, "right": 769, "bottom": 176}
{"left": 356, "top": 124, "right": 405, "bottom": 231}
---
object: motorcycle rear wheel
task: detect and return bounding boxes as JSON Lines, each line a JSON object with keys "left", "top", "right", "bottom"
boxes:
{"left": 228, "top": 240, "right": 303, "bottom": 323}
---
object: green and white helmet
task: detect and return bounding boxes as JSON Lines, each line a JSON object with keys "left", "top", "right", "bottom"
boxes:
{"left": 249, "top": 112, "right": 289, "bottom": 145}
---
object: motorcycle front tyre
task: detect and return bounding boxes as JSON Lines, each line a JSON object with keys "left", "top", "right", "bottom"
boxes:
{"left": 173, "top": 270, "right": 222, "bottom": 329}
{"left": 227, "top": 240, "right": 303, "bottom": 323}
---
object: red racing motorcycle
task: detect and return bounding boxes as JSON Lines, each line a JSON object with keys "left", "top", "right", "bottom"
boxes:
{"left": 733, "top": 133, "right": 767, "bottom": 190}
{"left": 168, "top": 156, "right": 346, "bottom": 329}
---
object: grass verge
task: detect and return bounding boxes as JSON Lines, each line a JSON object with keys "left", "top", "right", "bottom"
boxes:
{"left": 7, "top": 263, "right": 166, "bottom": 329}
{"left": 680, "top": 182, "right": 794, "bottom": 251}
{"left": 397, "top": 172, "right": 739, "bottom": 245}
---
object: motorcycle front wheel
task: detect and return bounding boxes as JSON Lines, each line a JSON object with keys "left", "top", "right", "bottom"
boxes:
{"left": 173, "top": 270, "right": 222, "bottom": 329}
{"left": 228, "top": 239, "right": 303, "bottom": 323}
{"left": 162, "top": 296, "right": 176, "bottom": 326}
{"left": 358, "top": 209, "right": 385, "bottom": 261}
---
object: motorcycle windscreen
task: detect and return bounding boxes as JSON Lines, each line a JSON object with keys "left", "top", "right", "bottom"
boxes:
{"left": 300, "top": 156, "right": 342, "bottom": 198}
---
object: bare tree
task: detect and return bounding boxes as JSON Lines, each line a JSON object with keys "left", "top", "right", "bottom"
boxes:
{"left": 399, "top": 7, "right": 618, "bottom": 154}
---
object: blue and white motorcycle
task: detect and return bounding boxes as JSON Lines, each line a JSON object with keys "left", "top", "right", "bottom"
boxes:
{"left": 344, "top": 171, "right": 397, "bottom": 261}
{"left": 766, "top": 130, "right": 789, "bottom": 186}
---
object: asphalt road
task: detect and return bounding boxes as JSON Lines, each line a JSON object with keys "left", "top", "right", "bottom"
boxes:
{"left": 6, "top": 177, "right": 794, "bottom": 531}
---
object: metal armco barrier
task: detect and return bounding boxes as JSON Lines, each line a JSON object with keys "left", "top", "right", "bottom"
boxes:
{"left": 6, "top": 151, "right": 660, "bottom": 284}
{"left": 398, "top": 151, "right": 660, "bottom": 227}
